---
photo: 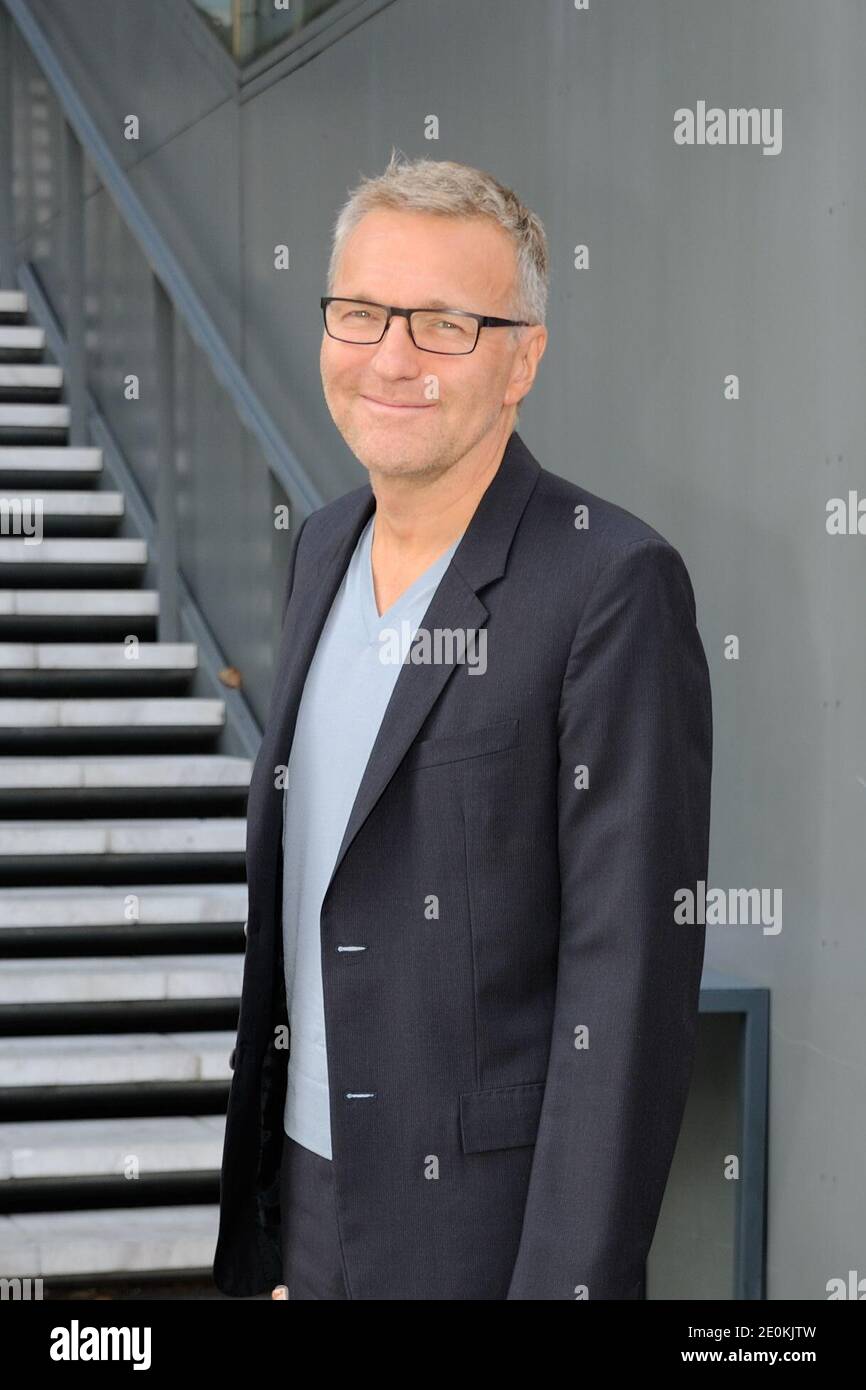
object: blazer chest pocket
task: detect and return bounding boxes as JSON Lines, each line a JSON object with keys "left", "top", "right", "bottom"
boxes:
{"left": 459, "top": 1079, "right": 546, "bottom": 1154}
{"left": 403, "top": 718, "right": 519, "bottom": 771}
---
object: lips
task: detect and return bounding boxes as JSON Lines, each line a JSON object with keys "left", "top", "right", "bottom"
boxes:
{"left": 361, "top": 395, "right": 433, "bottom": 410}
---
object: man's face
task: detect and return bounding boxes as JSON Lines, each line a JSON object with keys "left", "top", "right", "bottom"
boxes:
{"left": 320, "top": 208, "right": 540, "bottom": 480}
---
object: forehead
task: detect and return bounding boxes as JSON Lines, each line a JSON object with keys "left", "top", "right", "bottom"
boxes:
{"left": 334, "top": 208, "right": 517, "bottom": 310}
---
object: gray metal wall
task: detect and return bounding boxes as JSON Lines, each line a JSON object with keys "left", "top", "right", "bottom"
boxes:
{"left": 7, "top": 0, "right": 864, "bottom": 1299}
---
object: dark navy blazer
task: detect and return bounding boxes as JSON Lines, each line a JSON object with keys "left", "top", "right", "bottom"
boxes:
{"left": 213, "top": 428, "right": 712, "bottom": 1300}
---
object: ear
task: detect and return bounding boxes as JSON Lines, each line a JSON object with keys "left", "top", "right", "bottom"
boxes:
{"left": 504, "top": 325, "right": 548, "bottom": 407}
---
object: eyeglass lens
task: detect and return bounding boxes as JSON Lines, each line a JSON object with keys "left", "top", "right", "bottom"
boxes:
{"left": 325, "top": 300, "right": 478, "bottom": 353}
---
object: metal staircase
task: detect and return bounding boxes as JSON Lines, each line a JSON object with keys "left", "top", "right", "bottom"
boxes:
{"left": 0, "top": 288, "right": 250, "bottom": 1293}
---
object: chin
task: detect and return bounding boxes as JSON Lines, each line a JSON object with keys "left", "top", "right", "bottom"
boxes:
{"left": 343, "top": 421, "right": 447, "bottom": 478}
{"left": 359, "top": 445, "right": 441, "bottom": 479}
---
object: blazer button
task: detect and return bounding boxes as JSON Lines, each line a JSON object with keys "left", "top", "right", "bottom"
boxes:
{"left": 229, "top": 1045, "right": 237, "bottom": 1071}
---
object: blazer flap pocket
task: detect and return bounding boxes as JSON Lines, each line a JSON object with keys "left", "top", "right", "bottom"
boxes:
{"left": 459, "top": 1079, "right": 546, "bottom": 1154}
{"left": 404, "top": 718, "right": 519, "bottom": 771}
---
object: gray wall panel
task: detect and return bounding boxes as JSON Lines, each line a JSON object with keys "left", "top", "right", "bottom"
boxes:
{"left": 25, "top": 0, "right": 236, "bottom": 168}
{"left": 84, "top": 189, "right": 159, "bottom": 506}
{"left": 174, "top": 314, "right": 278, "bottom": 720}
{"left": 128, "top": 95, "right": 243, "bottom": 360}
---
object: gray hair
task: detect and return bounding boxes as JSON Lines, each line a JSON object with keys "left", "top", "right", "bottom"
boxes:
{"left": 326, "top": 150, "right": 549, "bottom": 336}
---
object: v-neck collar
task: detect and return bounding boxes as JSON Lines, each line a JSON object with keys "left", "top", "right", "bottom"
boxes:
{"left": 358, "top": 513, "right": 462, "bottom": 645}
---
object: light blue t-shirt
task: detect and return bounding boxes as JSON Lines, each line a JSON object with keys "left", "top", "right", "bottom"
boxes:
{"left": 281, "top": 511, "right": 464, "bottom": 1158}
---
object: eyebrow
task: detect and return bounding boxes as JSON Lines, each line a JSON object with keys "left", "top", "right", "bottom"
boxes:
{"left": 345, "top": 294, "right": 465, "bottom": 312}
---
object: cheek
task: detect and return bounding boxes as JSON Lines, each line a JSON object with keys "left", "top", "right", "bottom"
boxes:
{"left": 457, "top": 361, "right": 500, "bottom": 405}
{"left": 322, "top": 344, "right": 357, "bottom": 385}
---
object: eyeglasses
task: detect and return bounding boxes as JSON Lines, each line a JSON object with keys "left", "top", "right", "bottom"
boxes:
{"left": 320, "top": 296, "right": 531, "bottom": 356}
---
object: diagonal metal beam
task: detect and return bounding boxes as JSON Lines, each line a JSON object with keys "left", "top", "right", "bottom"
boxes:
{"left": 2, "top": 0, "right": 324, "bottom": 516}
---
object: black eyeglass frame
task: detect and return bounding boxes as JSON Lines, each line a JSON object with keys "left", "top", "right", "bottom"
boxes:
{"left": 320, "top": 296, "right": 532, "bottom": 355}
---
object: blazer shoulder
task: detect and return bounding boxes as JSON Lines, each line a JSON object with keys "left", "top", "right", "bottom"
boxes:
{"left": 524, "top": 462, "right": 698, "bottom": 626}
{"left": 533, "top": 462, "right": 677, "bottom": 557}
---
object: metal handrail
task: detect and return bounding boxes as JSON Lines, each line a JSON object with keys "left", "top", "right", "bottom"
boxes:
{"left": 2, "top": 0, "right": 325, "bottom": 515}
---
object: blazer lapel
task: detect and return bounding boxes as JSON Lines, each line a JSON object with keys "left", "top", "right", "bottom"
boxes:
{"left": 323, "top": 562, "right": 489, "bottom": 899}
{"left": 322, "top": 428, "right": 540, "bottom": 901}
{"left": 247, "top": 490, "right": 375, "bottom": 918}
{"left": 268, "top": 494, "right": 375, "bottom": 779}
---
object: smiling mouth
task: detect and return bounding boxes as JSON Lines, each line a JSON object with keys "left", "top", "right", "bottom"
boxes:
{"left": 361, "top": 395, "right": 435, "bottom": 411}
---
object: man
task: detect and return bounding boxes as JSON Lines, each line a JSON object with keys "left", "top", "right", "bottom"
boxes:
{"left": 213, "top": 154, "right": 712, "bottom": 1301}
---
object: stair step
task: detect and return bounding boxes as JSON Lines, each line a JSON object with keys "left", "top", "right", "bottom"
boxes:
{"left": 0, "top": 326, "right": 45, "bottom": 352}
{"left": 0, "top": 447, "right": 102, "bottom": 478}
{"left": 0, "top": 492, "right": 123, "bottom": 519}
{"left": 0, "top": 645, "right": 195, "bottom": 698}
{"left": 0, "top": 1032, "right": 236, "bottom": 1087}
{"left": 0, "top": 404, "right": 68, "bottom": 429}
{"left": 0, "top": 755, "right": 249, "bottom": 815}
{"left": 0, "top": 883, "right": 247, "bottom": 930}
{"left": 0, "top": 698, "right": 224, "bottom": 733}
{"left": 0, "top": 494, "right": 124, "bottom": 542}
{"left": 0, "top": 1202, "right": 220, "bottom": 1276}
{"left": 0, "top": 643, "right": 195, "bottom": 674}
{"left": 0, "top": 755, "right": 249, "bottom": 793}
{"left": 0, "top": 538, "right": 146, "bottom": 566}
{"left": 0, "top": 292, "right": 27, "bottom": 318}
{"left": 0, "top": 1114, "right": 227, "bottom": 1180}
{"left": 0, "top": 590, "right": 158, "bottom": 617}
{"left": 0, "top": 365, "right": 62, "bottom": 391}
{"left": 0, "top": 591, "right": 159, "bottom": 641}
{"left": 0, "top": 818, "right": 246, "bottom": 862}
{"left": 0, "top": 955, "right": 244, "bottom": 1005}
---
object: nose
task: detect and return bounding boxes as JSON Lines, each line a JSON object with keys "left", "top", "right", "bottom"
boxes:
{"left": 370, "top": 313, "right": 422, "bottom": 373}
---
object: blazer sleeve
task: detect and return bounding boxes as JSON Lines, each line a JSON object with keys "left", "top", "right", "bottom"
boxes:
{"left": 505, "top": 537, "right": 713, "bottom": 1300}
